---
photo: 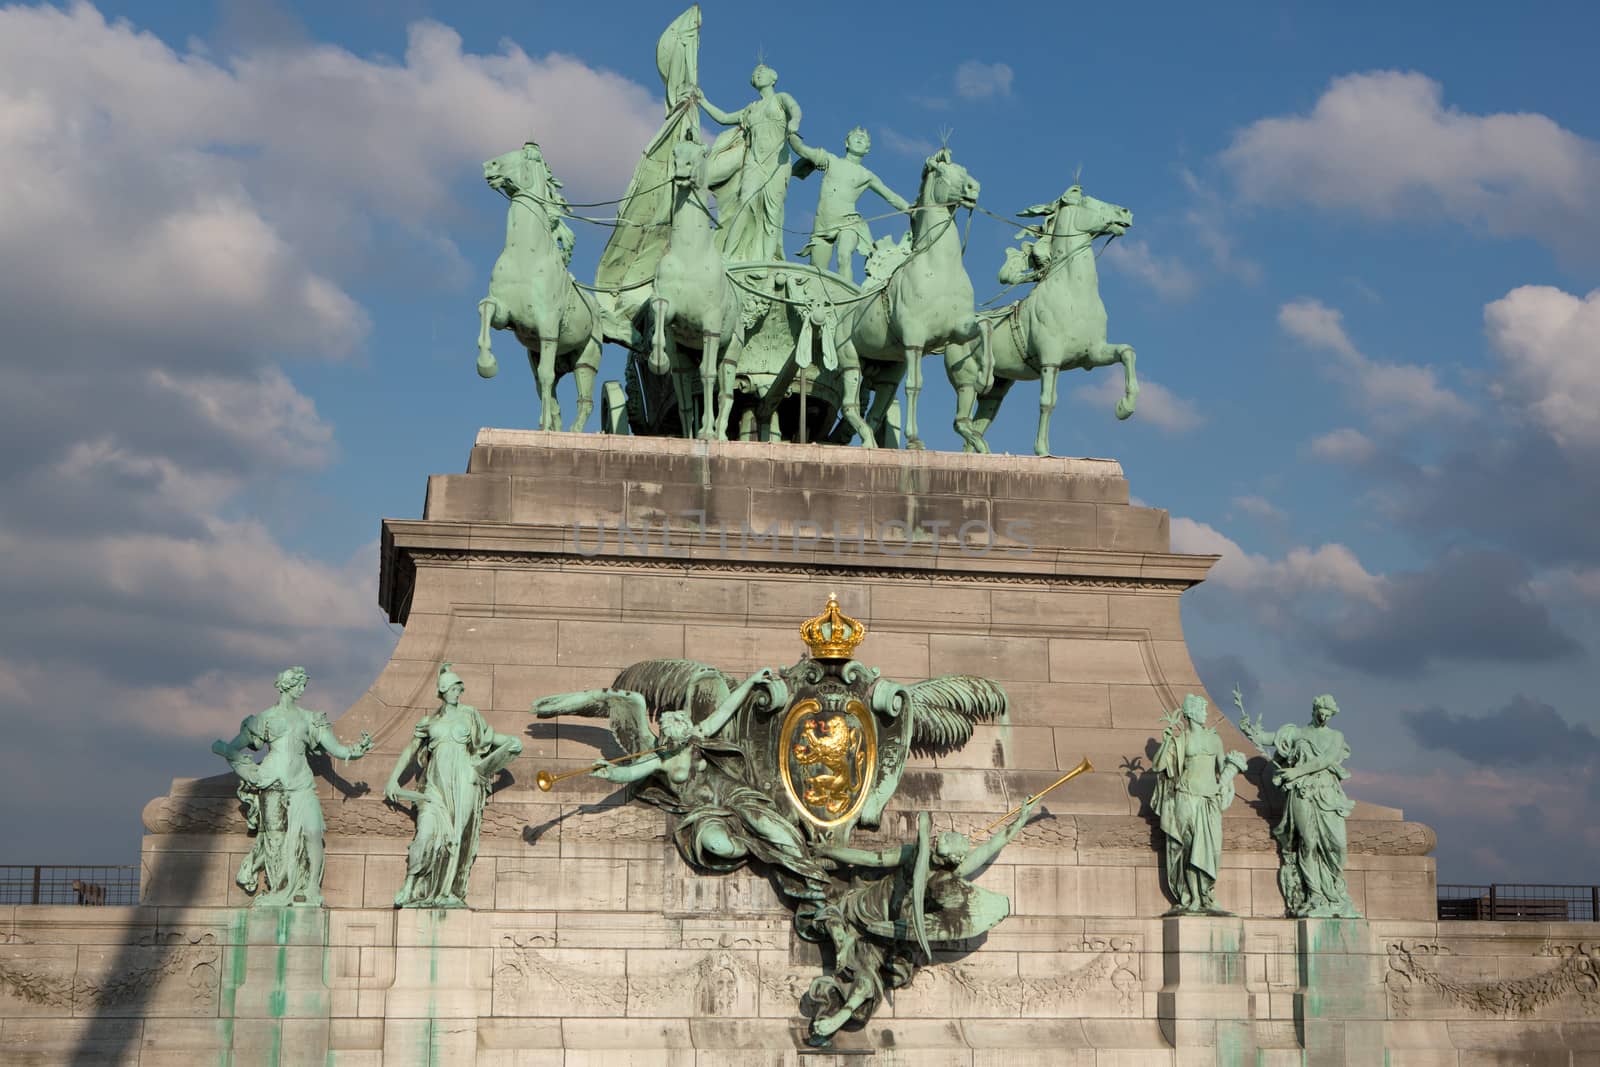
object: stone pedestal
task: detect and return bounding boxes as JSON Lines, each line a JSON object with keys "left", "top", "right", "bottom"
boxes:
{"left": 0, "top": 431, "right": 1472, "bottom": 1064}
{"left": 1158, "top": 916, "right": 1254, "bottom": 1065}
{"left": 1296, "top": 918, "right": 1385, "bottom": 1066}
{"left": 231, "top": 907, "right": 332, "bottom": 1066}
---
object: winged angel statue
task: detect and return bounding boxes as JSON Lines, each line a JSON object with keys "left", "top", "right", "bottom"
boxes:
{"left": 531, "top": 594, "right": 1032, "bottom": 1041}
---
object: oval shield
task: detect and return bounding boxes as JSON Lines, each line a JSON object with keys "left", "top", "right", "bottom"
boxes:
{"left": 779, "top": 696, "right": 877, "bottom": 828}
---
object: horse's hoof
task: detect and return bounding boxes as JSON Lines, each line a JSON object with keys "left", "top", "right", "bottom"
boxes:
{"left": 906, "top": 438, "right": 926, "bottom": 451}
{"left": 475, "top": 354, "right": 498, "bottom": 379}
{"left": 1115, "top": 398, "right": 1136, "bottom": 420}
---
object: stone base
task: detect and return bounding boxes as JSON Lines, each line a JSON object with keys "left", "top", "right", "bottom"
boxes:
{"left": 4, "top": 906, "right": 1600, "bottom": 1064}
{"left": 1, "top": 431, "right": 1472, "bottom": 1063}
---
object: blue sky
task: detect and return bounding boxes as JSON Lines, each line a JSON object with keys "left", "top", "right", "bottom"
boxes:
{"left": 1, "top": 0, "right": 1597, "bottom": 885}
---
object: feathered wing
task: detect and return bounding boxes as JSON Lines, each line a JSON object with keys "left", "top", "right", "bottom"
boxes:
{"left": 906, "top": 675, "right": 1008, "bottom": 756}
{"left": 531, "top": 689, "right": 656, "bottom": 755}
{"left": 609, "top": 658, "right": 736, "bottom": 723}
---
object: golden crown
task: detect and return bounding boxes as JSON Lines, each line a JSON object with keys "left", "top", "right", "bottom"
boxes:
{"left": 800, "top": 593, "right": 866, "bottom": 660}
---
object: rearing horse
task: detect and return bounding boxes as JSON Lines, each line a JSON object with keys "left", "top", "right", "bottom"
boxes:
{"left": 832, "top": 149, "right": 991, "bottom": 449}
{"left": 651, "top": 138, "right": 745, "bottom": 440}
{"left": 944, "top": 184, "right": 1139, "bottom": 455}
{"left": 475, "top": 143, "right": 602, "bottom": 432}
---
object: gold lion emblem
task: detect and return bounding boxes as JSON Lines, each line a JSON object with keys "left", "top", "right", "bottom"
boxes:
{"left": 791, "top": 714, "right": 866, "bottom": 815}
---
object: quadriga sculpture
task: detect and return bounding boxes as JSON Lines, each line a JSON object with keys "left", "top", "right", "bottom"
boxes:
{"left": 475, "top": 141, "right": 603, "bottom": 432}
{"left": 649, "top": 137, "right": 747, "bottom": 440}
{"left": 944, "top": 184, "right": 1140, "bottom": 456}
{"left": 831, "top": 148, "right": 992, "bottom": 450}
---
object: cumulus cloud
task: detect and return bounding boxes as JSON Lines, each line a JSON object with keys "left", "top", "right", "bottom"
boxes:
{"left": 1102, "top": 239, "right": 1198, "bottom": 300}
{"left": 1279, "top": 298, "right": 1469, "bottom": 419}
{"left": 1403, "top": 695, "right": 1600, "bottom": 767}
{"left": 1194, "top": 653, "right": 1261, "bottom": 710}
{"left": 954, "top": 60, "right": 1014, "bottom": 100}
{"left": 1074, "top": 375, "right": 1204, "bottom": 433}
{"left": 1222, "top": 70, "right": 1600, "bottom": 257}
{"left": 1231, "top": 495, "right": 1285, "bottom": 524}
{"left": 1484, "top": 286, "right": 1600, "bottom": 452}
{"left": 0, "top": 3, "right": 665, "bottom": 864}
{"left": 1174, "top": 520, "right": 1578, "bottom": 678}
{"left": 878, "top": 127, "right": 939, "bottom": 158}
{"left": 1309, "top": 427, "right": 1378, "bottom": 465}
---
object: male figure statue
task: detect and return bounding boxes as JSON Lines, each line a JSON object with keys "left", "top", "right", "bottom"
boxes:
{"left": 212, "top": 667, "right": 374, "bottom": 906}
{"left": 1152, "top": 693, "right": 1247, "bottom": 914}
{"left": 1237, "top": 690, "right": 1360, "bottom": 918}
{"left": 788, "top": 127, "right": 910, "bottom": 284}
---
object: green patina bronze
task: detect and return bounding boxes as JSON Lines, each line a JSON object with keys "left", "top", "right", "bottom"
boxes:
{"left": 944, "top": 184, "right": 1141, "bottom": 456}
{"left": 475, "top": 142, "right": 603, "bottom": 433}
{"left": 1236, "top": 689, "right": 1361, "bottom": 919}
{"left": 385, "top": 665, "right": 524, "bottom": 909}
{"left": 1152, "top": 694, "right": 1247, "bottom": 916}
{"left": 211, "top": 667, "right": 374, "bottom": 907}
{"left": 473, "top": 6, "right": 1138, "bottom": 451}
{"left": 530, "top": 596, "right": 1042, "bottom": 1044}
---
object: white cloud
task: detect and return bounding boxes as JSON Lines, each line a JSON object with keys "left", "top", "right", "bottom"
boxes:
{"left": 1172, "top": 517, "right": 1386, "bottom": 605}
{"left": 1231, "top": 495, "right": 1285, "bottom": 523}
{"left": 879, "top": 127, "right": 938, "bottom": 158}
{"left": 954, "top": 60, "right": 1013, "bottom": 100}
{"left": 1309, "top": 427, "right": 1378, "bottom": 465}
{"left": 1103, "top": 238, "right": 1198, "bottom": 300}
{"left": 1222, "top": 70, "right": 1600, "bottom": 256}
{"left": 1178, "top": 167, "right": 1261, "bottom": 284}
{"left": 1484, "top": 286, "right": 1600, "bottom": 453}
{"left": 1074, "top": 375, "right": 1204, "bottom": 433}
{"left": 1279, "top": 298, "right": 1470, "bottom": 420}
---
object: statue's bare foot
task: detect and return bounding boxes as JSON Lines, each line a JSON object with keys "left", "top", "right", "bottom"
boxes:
{"left": 811, "top": 1006, "right": 852, "bottom": 1039}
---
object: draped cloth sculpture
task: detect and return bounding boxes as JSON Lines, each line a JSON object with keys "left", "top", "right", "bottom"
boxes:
{"left": 384, "top": 664, "right": 524, "bottom": 908}
{"left": 530, "top": 594, "right": 1061, "bottom": 1044}
{"left": 1152, "top": 693, "right": 1247, "bottom": 915}
{"left": 211, "top": 667, "right": 374, "bottom": 907}
{"left": 1238, "top": 690, "right": 1361, "bottom": 918}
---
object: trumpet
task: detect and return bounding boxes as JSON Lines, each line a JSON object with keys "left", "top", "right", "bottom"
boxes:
{"left": 534, "top": 744, "right": 669, "bottom": 792}
{"left": 978, "top": 756, "right": 1093, "bottom": 835}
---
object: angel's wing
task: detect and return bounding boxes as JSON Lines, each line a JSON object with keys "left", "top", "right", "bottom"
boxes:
{"left": 609, "top": 658, "right": 736, "bottom": 723}
{"left": 531, "top": 689, "right": 655, "bottom": 755}
{"left": 906, "top": 675, "right": 1008, "bottom": 755}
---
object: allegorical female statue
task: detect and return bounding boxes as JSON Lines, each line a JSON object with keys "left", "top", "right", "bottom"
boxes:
{"left": 384, "top": 664, "right": 524, "bottom": 908}
{"left": 1237, "top": 690, "right": 1360, "bottom": 917}
{"left": 700, "top": 63, "right": 803, "bottom": 263}
{"left": 1152, "top": 693, "right": 1247, "bottom": 914}
{"left": 212, "top": 667, "right": 374, "bottom": 907}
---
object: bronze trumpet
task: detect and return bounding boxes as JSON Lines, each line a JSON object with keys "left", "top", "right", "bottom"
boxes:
{"left": 534, "top": 744, "right": 669, "bottom": 792}
{"left": 978, "top": 756, "right": 1093, "bottom": 834}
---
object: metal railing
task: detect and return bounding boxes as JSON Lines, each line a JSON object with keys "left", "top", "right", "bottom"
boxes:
{"left": 1439, "top": 883, "right": 1600, "bottom": 922}
{"left": 0, "top": 865, "right": 140, "bottom": 906}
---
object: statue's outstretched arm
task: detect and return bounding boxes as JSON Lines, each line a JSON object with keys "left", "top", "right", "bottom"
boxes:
{"left": 787, "top": 131, "right": 826, "bottom": 168}
{"left": 955, "top": 797, "right": 1037, "bottom": 878}
{"left": 817, "top": 841, "right": 908, "bottom": 869}
{"left": 315, "top": 719, "right": 373, "bottom": 762}
{"left": 779, "top": 92, "right": 802, "bottom": 132}
{"left": 592, "top": 750, "right": 664, "bottom": 784}
{"left": 698, "top": 668, "right": 783, "bottom": 739}
{"left": 699, "top": 95, "right": 742, "bottom": 126}
{"left": 868, "top": 172, "right": 910, "bottom": 212}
